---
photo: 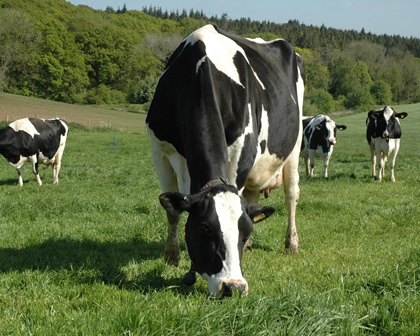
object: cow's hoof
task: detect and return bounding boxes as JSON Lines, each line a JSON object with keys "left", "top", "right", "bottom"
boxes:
{"left": 164, "top": 254, "right": 179, "bottom": 267}
{"left": 182, "top": 271, "right": 196, "bottom": 286}
{"left": 164, "top": 247, "right": 180, "bottom": 266}
{"left": 243, "top": 237, "right": 253, "bottom": 251}
{"left": 285, "top": 244, "right": 299, "bottom": 254}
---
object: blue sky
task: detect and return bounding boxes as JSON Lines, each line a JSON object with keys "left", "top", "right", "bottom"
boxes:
{"left": 68, "top": 0, "right": 419, "bottom": 38}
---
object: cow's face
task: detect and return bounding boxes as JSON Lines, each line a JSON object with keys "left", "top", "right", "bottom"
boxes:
{"left": 305, "top": 115, "right": 347, "bottom": 152}
{"left": 369, "top": 106, "right": 408, "bottom": 139}
{"left": 313, "top": 116, "right": 347, "bottom": 147}
{"left": 159, "top": 184, "right": 274, "bottom": 296}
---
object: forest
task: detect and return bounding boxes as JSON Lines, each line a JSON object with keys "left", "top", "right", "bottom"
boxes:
{"left": 1, "top": 0, "right": 420, "bottom": 115}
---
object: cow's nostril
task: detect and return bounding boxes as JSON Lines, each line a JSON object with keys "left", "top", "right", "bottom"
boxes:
{"left": 222, "top": 283, "right": 233, "bottom": 297}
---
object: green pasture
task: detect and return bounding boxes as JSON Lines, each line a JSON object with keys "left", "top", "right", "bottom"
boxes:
{"left": 0, "top": 102, "right": 418, "bottom": 335}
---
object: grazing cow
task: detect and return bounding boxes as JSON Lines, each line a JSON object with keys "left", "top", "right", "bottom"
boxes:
{"left": 146, "top": 24, "right": 305, "bottom": 296}
{"left": 300, "top": 115, "right": 347, "bottom": 178}
{"left": 366, "top": 106, "right": 408, "bottom": 182}
{"left": 0, "top": 118, "right": 69, "bottom": 186}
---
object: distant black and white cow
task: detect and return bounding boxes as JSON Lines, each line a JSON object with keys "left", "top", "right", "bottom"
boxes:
{"left": 366, "top": 106, "right": 408, "bottom": 182}
{"left": 0, "top": 117, "right": 68, "bottom": 186}
{"left": 300, "top": 115, "right": 347, "bottom": 178}
{"left": 146, "top": 24, "right": 305, "bottom": 296}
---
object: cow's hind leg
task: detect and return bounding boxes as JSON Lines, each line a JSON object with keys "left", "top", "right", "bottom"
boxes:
{"left": 282, "top": 145, "right": 300, "bottom": 253}
{"left": 53, "top": 153, "right": 63, "bottom": 185}
{"left": 30, "top": 155, "right": 42, "bottom": 186}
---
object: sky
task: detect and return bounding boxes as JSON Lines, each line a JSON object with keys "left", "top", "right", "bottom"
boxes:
{"left": 68, "top": 0, "right": 419, "bottom": 38}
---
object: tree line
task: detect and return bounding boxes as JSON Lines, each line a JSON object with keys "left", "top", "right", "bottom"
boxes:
{"left": 1, "top": 0, "right": 419, "bottom": 115}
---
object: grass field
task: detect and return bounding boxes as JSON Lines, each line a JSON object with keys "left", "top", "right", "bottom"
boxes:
{"left": 0, "top": 96, "right": 418, "bottom": 335}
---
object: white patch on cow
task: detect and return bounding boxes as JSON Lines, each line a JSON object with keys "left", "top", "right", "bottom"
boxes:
{"left": 202, "top": 191, "right": 247, "bottom": 295}
{"left": 9, "top": 156, "right": 28, "bottom": 170}
{"left": 9, "top": 118, "right": 40, "bottom": 138}
{"left": 188, "top": 25, "right": 265, "bottom": 90}
{"left": 296, "top": 62, "right": 305, "bottom": 110}
{"left": 196, "top": 55, "right": 207, "bottom": 73}
{"left": 227, "top": 104, "right": 254, "bottom": 186}
{"left": 383, "top": 106, "right": 393, "bottom": 121}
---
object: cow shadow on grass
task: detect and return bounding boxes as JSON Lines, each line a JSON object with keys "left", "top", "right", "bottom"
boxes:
{"left": 0, "top": 178, "right": 19, "bottom": 186}
{"left": 0, "top": 237, "right": 196, "bottom": 296}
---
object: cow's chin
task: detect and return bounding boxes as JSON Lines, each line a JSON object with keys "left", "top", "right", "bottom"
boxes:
{"left": 202, "top": 273, "right": 249, "bottom": 298}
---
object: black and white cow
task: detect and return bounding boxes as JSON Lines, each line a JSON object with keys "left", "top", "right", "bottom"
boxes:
{"left": 0, "top": 118, "right": 69, "bottom": 186}
{"left": 146, "top": 24, "right": 305, "bottom": 296}
{"left": 366, "top": 106, "right": 408, "bottom": 182}
{"left": 300, "top": 115, "right": 347, "bottom": 178}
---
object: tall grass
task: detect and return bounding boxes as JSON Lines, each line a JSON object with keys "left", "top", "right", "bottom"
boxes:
{"left": 0, "top": 104, "right": 418, "bottom": 335}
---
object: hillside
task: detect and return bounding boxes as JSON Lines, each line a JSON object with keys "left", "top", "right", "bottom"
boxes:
{"left": 0, "top": 93, "right": 146, "bottom": 132}
{"left": 1, "top": 0, "right": 420, "bottom": 114}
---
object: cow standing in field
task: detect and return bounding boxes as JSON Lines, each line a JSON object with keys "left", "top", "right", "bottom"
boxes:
{"left": 146, "top": 24, "right": 305, "bottom": 296}
{"left": 366, "top": 106, "right": 408, "bottom": 182}
{"left": 300, "top": 115, "right": 347, "bottom": 178}
{"left": 0, "top": 118, "right": 69, "bottom": 186}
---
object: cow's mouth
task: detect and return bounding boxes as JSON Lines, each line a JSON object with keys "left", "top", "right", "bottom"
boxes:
{"left": 221, "top": 283, "right": 233, "bottom": 297}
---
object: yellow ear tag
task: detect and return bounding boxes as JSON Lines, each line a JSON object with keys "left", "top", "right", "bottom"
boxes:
{"left": 253, "top": 213, "right": 266, "bottom": 222}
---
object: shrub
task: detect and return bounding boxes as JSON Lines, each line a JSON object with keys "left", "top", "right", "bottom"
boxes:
{"left": 370, "top": 80, "right": 392, "bottom": 105}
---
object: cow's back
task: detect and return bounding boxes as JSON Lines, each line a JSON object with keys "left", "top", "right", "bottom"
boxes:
{"left": 147, "top": 24, "right": 304, "bottom": 191}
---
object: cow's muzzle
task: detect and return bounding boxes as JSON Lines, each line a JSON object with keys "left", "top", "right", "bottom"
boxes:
{"left": 222, "top": 280, "right": 249, "bottom": 297}
{"left": 328, "top": 137, "right": 336, "bottom": 145}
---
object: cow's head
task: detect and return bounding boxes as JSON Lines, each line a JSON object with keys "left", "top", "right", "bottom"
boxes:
{"left": 159, "top": 183, "right": 274, "bottom": 297}
{"left": 368, "top": 106, "right": 408, "bottom": 140}
{"left": 315, "top": 116, "right": 347, "bottom": 146}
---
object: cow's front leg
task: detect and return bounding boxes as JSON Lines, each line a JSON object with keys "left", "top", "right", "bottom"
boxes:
{"left": 241, "top": 188, "right": 260, "bottom": 251}
{"left": 164, "top": 212, "right": 181, "bottom": 266}
{"left": 17, "top": 168, "right": 24, "bottom": 187}
{"left": 388, "top": 141, "right": 400, "bottom": 183}
{"left": 370, "top": 146, "right": 376, "bottom": 178}
{"left": 182, "top": 263, "right": 197, "bottom": 286}
{"left": 323, "top": 158, "right": 329, "bottom": 178}
{"left": 377, "top": 152, "right": 385, "bottom": 182}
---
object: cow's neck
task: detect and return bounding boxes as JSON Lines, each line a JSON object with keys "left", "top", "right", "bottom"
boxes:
{"left": 185, "top": 119, "right": 230, "bottom": 193}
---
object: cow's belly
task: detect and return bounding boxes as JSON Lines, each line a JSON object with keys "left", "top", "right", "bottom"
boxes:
{"left": 9, "top": 156, "right": 29, "bottom": 169}
{"left": 38, "top": 152, "right": 56, "bottom": 166}
{"left": 372, "top": 138, "right": 394, "bottom": 156}
{"left": 244, "top": 152, "right": 284, "bottom": 191}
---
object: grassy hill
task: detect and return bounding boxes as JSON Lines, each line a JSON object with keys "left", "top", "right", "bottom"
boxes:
{"left": 0, "top": 93, "right": 147, "bottom": 132}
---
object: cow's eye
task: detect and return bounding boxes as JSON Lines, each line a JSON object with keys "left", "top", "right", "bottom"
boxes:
{"left": 200, "top": 224, "right": 209, "bottom": 233}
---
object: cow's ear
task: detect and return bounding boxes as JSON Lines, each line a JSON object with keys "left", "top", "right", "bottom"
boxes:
{"left": 368, "top": 111, "right": 378, "bottom": 119}
{"left": 247, "top": 204, "right": 275, "bottom": 223}
{"left": 337, "top": 125, "right": 347, "bottom": 131}
{"left": 396, "top": 112, "right": 408, "bottom": 119}
{"left": 159, "top": 192, "right": 191, "bottom": 216}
